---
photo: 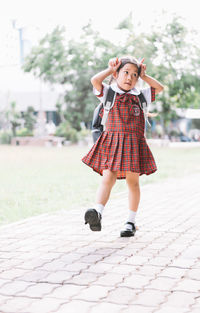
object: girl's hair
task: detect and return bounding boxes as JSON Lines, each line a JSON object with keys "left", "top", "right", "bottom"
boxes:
{"left": 109, "top": 55, "right": 141, "bottom": 85}
{"left": 117, "top": 56, "right": 141, "bottom": 76}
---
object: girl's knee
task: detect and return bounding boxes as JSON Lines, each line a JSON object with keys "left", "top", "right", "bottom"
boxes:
{"left": 126, "top": 172, "right": 140, "bottom": 188}
{"left": 103, "top": 170, "right": 117, "bottom": 186}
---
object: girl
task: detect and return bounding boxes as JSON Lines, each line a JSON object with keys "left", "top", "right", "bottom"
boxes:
{"left": 82, "top": 56, "right": 164, "bottom": 237}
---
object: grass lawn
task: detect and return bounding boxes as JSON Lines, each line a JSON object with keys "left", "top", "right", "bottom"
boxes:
{"left": 0, "top": 144, "right": 200, "bottom": 225}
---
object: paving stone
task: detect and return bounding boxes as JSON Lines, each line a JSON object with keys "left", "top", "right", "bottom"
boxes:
{"left": 148, "top": 256, "right": 173, "bottom": 267}
{"left": 72, "top": 285, "right": 112, "bottom": 301}
{"left": 137, "top": 265, "right": 163, "bottom": 277}
{"left": 38, "top": 260, "right": 67, "bottom": 271}
{"left": 43, "top": 271, "right": 75, "bottom": 284}
{"left": 0, "top": 296, "right": 34, "bottom": 312}
{"left": 185, "top": 269, "right": 200, "bottom": 280}
{"left": 110, "top": 264, "right": 137, "bottom": 275}
{"left": 124, "top": 255, "right": 150, "bottom": 266}
{"left": 145, "top": 277, "right": 177, "bottom": 291}
{"left": 0, "top": 281, "right": 32, "bottom": 296}
{"left": 67, "top": 272, "right": 99, "bottom": 285}
{"left": 64, "top": 262, "right": 90, "bottom": 272}
{"left": 157, "top": 249, "right": 180, "bottom": 258}
{"left": 105, "top": 286, "right": 138, "bottom": 304}
{"left": 85, "top": 262, "right": 114, "bottom": 274}
{"left": 0, "top": 279, "right": 10, "bottom": 288}
{"left": 47, "top": 284, "right": 86, "bottom": 299}
{"left": 121, "top": 304, "right": 155, "bottom": 313}
{"left": 136, "top": 249, "right": 158, "bottom": 257}
{"left": 166, "top": 291, "right": 197, "bottom": 308}
{"left": 158, "top": 267, "right": 187, "bottom": 279}
{"left": 119, "top": 274, "right": 151, "bottom": 289}
{"left": 16, "top": 259, "right": 50, "bottom": 270}
{"left": 24, "top": 297, "right": 65, "bottom": 313}
{"left": 192, "top": 296, "right": 200, "bottom": 308}
{"left": 0, "top": 259, "right": 24, "bottom": 270}
{"left": 170, "top": 258, "right": 196, "bottom": 268}
{"left": 17, "top": 283, "right": 59, "bottom": 298}
{"left": 154, "top": 305, "right": 189, "bottom": 313}
{"left": 131, "top": 289, "right": 170, "bottom": 306}
{"left": 97, "top": 254, "right": 127, "bottom": 264}
{"left": 59, "top": 252, "right": 83, "bottom": 263}
{"left": 0, "top": 294, "right": 11, "bottom": 305}
{"left": 90, "top": 302, "right": 126, "bottom": 313}
{"left": 94, "top": 272, "right": 125, "bottom": 286}
{"left": 174, "top": 278, "right": 200, "bottom": 292}
{"left": 57, "top": 300, "right": 94, "bottom": 313}
{"left": 0, "top": 268, "right": 30, "bottom": 280}
{"left": 189, "top": 309, "right": 200, "bottom": 313}
{"left": 16, "top": 270, "right": 50, "bottom": 283}
{"left": 0, "top": 174, "right": 200, "bottom": 312}
{"left": 114, "top": 248, "right": 139, "bottom": 257}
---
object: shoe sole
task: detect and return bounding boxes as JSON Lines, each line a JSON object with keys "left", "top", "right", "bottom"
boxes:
{"left": 120, "top": 230, "right": 136, "bottom": 237}
{"left": 84, "top": 209, "right": 101, "bottom": 231}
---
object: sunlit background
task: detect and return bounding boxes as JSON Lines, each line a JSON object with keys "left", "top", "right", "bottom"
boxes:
{"left": 0, "top": 0, "right": 200, "bottom": 224}
{"left": 1, "top": 0, "right": 200, "bottom": 143}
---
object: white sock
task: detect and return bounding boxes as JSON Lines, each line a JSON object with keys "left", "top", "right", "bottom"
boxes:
{"left": 95, "top": 204, "right": 104, "bottom": 216}
{"left": 126, "top": 210, "right": 137, "bottom": 230}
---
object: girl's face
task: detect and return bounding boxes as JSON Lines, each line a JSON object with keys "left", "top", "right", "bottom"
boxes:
{"left": 115, "top": 63, "right": 139, "bottom": 91}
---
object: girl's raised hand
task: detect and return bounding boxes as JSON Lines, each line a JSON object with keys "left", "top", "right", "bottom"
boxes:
{"left": 147, "top": 112, "right": 159, "bottom": 118}
{"left": 139, "top": 58, "right": 146, "bottom": 78}
{"left": 108, "top": 57, "right": 122, "bottom": 73}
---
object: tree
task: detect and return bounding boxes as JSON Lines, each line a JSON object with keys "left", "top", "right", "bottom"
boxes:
{"left": 23, "top": 23, "right": 121, "bottom": 130}
{"left": 23, "top": 26, "right": 68, "bottom": 84}
{"left": 146, "top": 16, "right": 200, "bottom": 128}
{"left": 6, "top": 101, "right": 22, "bottom": 137}
{"left": 23, "top": 15, "right": 200, "bottom": 134}
{"left": 23, "top": 106, "right": 37, "bottom": 132}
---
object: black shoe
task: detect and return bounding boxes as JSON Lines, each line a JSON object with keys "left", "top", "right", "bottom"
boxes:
{"left": 120, "top": 222, "right": 136, "bottom": 237}
{"left": 84, "top": 208, "right": 102, "bottom": 231}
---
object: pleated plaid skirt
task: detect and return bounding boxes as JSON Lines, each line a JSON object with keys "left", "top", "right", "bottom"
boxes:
{"left": 82, "top": 92, "right": 157, "bottom": 179}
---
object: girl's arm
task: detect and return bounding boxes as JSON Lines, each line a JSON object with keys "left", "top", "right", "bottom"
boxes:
{"left": 142, "top": 74, "right": 164, "bottom": 94}
{"left": 140, "top": 58, "right": 164, "bottom": 94}
{"left": 91, "top": 58, "right": 121, "bottom": 93}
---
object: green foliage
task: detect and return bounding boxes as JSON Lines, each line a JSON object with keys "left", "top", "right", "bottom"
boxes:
{"left": 55, "top": 121, "right": 78, "bottom": 143}
{"left": 117, "top": 12, "right": 134, "bottom": 31}
{"left": 22, "top": 15, "right": 200, "bottom": 135}
{"left": 6, "top": 101, "right": 22, "bottom": 137}
{"left": 0, "top": 131, "right": 12, "bottom": 144}
{"left": 23, "top": 106, "right": 37, "bottom": 132}
{"left": 16, "top": 128, "right": 33, "bottom": 137}
{"left": 23, "top": 26, "right": 68, "bottom": 84}
{"left": 78, "top": 128, "right": 91, "bottom": 140}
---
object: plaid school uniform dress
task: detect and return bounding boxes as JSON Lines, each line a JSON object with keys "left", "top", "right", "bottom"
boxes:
{"left": 82, "top": 83, "right": 157, "bottom": 179}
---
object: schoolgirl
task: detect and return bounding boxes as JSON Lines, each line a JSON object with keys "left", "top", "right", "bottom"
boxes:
{"left": 82, "top": 56, "right": 164, "bottom": 237}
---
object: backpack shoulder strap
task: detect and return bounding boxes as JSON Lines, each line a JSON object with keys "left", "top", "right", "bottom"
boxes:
{"left": 138, "top": 92, "right": 152, "bottom": 128}
{"left": 101, "top": 86, "right": 116, "bottom": 127}
{"left": 104, "top": 86, "right": 116, "bottom": 108}
{"left": 138, "top": 92, "right": 147, "bottom": 110}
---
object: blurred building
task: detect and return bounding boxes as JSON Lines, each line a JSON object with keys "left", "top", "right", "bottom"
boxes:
{"left": 0, "top": 20, "right": 60, "bottom": 126}
{"left": 174, "top": 108, "right": 200, "bottom": 141}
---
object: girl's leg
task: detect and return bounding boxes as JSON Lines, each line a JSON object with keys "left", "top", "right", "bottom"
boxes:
{"left": 120, "top": 172, "right": 140, "bottom": 237}
{"left": 85, "top": 169, "right": 117, "bottom": 231}
{"left": 96, "top": 169, "right": 118, "bottom": 206}
{"left": 126, "top": 171, "right": 140, "bottom": 213}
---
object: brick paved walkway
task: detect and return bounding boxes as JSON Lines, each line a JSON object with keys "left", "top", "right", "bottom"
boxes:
{"left": 0, "top": 174, "right": 200, "bottom": 313}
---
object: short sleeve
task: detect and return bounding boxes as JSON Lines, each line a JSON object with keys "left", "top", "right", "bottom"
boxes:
{"left": 93, "top": 83, "right": 109, "bottom": 104}
{"left": 141, "top": 87, "right": 156, "bottom": 105}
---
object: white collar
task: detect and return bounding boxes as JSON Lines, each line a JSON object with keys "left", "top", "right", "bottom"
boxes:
{"left": 110, "top": 83, "right": 140, "bottom": 95}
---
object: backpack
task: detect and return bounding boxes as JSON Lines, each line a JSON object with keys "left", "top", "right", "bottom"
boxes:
{"left": 91, "top": 86, "right": 148, "bottom": 143}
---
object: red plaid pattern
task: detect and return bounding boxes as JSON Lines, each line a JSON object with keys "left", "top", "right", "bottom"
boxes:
{"left": 82, "top": 88, "right": 157, "bottom": 179}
